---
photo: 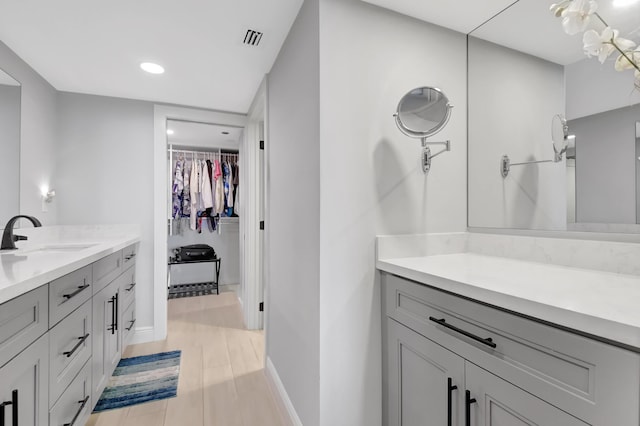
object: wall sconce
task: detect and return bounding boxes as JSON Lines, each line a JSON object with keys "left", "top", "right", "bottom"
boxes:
{"left": 40, "top": 186, "right": 56, "bottom": 212}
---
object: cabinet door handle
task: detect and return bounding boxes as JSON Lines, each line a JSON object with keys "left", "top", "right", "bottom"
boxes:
{"left": 62, "top": 284, "right": 90, "bottom": 301}
{"left": 447, "top": 378, "right": 458, "bottom": 426}
{"left": 465, "top": 390, "right": 477, "bottom": 426}
{"left": 429, "top": 317, "right": 497, "bottom": 349}
{"left": 0, "top": 390, "right": 18, "bottom": 426}
{"left": 126, "top": 282, "right": 136, "bottom": 292}
{"left": 114, "top": 293, "right": 119, "bottom": 331}
{"left": 108, "top": 296, "right": 116, "bottom": 334}
{"left": 63, "top": 396, "right": 90, "bottom": 426}
{"left": 63, "top": 334, "right": 90, "bottom": 358}
{"left": 126, "top": 319, "right": 136, "bottom": 331}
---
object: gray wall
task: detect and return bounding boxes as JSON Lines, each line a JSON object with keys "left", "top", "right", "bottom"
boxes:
{"left": 565, "top": 57, "right": 640, "bottom": 120}
{"left": 0, "top": 41, "right": 58, "bottom": 225}
{"left": 0, "top": 84, "right": 21, "bottom": 226}
{"left": 318, "top": 1, "right": 468, "bottom": 424}
{"left": 55, "top": 92, "right": 155, "bottom": 330}
{"left": 267, "top": 0, "right": 321, "bottom": 424}
{"left": 168, "top": 221, "right": 240, "bottom": 286}
{"left": 569, "top": 104, "right": 639, "bottom": 224}
{"left": 468, "top": 37, "right": 566, "bottom": 230}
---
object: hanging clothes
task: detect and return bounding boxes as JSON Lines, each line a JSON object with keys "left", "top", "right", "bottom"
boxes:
{"left": 182, "top": 161, "right": 191, "bottom": 217}
{"left": 201, "top": 160, "right": 213, "bottom": 209}
{"left": 172, "top": 159, "right": 184, "bottom": 219}
{"left": 214, "top": 159, "right": 224, "bottom": 214}
{"left": 232, "top": 162, "right": 239, "bottom": 216}
{"left": 190, "top": 159, "right": 199, "bottom": 230}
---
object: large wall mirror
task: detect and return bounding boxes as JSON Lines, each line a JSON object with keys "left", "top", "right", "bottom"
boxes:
{"left": 468, "top": 0, "right": 640, "bottom": 232}
{"left": 0, "top": 68, "right": 21, "bottom": 227}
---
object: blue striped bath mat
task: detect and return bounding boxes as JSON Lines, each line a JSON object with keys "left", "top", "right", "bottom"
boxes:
{"left": 93, "top": 350, "right": 181, "bottom": 412}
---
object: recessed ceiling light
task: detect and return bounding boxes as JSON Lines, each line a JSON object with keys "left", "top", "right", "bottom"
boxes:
{"left": 613, "top": 0, "right": 639, "bottom": 7}
{"left": 140, "top": 62, "right": 165, "bottom": 74}
{"left": 222, "top": 131, "right": 230, "bottom": 135}
{"left": 167, "top": 129, "right": 174, "bottom": 135}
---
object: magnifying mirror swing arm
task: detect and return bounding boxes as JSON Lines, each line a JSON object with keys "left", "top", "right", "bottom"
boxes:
{"left": 500, "top": 114, "right": 575, "bottom": 178}
{"left": 393, "top": 86, "right": 454, "bottom": 174}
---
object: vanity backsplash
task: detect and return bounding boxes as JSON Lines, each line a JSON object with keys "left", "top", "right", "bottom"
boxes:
{"left": 377, "top": 231, "right": 640, "bottom": 276}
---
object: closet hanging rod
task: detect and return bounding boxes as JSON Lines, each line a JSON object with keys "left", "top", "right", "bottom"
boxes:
{"left": 168, "top": 149, "right": 239, "bottom": 157}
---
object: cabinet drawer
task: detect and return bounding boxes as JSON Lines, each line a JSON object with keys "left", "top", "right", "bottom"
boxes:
{"left": 121, "top": 300, "right": 136, "bottom": 348}
{"left": 118, "top": 265, "right": 136, "bottom": 313}
{"left": 49, "top": 265, "right": 92, "bottom": 327}
{"left": 93, "top": 251, "right": 123, "bottom": 294}
{"left": 122, "top": 243, "right": 138, "bottom": 268}
{"left": 0, "top": 286, "right": 48, "bottom": 368}
{"left": 49, "top": 359, "right": 91, "bottom": 426}
{"left": 383, "top": 272, "right": 640, "bottom": 425}
{"left": 49, "top": 299, "right": 92, "bottom": 407}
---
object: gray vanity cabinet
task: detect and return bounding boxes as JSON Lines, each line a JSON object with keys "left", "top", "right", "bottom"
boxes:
{"left": 382, "top": 272, "right": 640, "bottom": 426}
{"left": 0, "top": 334, "right": 49, "bottom": 426}
{"left": 465, "top": 363, "right": 587, "bottom": 426}
{"left": 91, "top": 277, "right": 122, "bottom": 404}
{"left": 387, "top": 319, "right": 464, "bottom": 426}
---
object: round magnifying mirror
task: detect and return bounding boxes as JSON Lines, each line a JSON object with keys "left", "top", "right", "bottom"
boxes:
{"left": 394, "top": 87, "right": 452, "bottom": 139}
{"left": 551, "top": 114, "right": 569, "bottom": 157}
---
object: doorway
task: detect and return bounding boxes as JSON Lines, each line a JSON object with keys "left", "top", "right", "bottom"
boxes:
{"left": 152, "top": 102, "right": 266, "bottom": 343}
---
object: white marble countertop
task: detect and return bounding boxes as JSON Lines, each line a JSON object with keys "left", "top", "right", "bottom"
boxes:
{"left": 377, "top": 253, "right": 640, "bottom": 350}
{"left": 0, "top": 225, "right": 140, "bottom": 305}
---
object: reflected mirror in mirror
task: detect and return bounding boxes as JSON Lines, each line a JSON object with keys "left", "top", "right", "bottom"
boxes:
{"left": 0, "top": 68, "right": 21, "bottom": 229}
{"left": 468, "top": 0, "right": 640, "bottom": 232}
{"left": 394, "top": 87, "right": 452, "bottom": 138}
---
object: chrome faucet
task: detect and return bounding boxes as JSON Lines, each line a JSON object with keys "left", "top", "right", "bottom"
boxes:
{"left": 1, "top": 215, "right": 42, "bottom": 250}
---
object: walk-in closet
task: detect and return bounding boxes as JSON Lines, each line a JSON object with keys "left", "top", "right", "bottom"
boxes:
{"left": 165, "top": 120, "right": 242, "bottom": 298}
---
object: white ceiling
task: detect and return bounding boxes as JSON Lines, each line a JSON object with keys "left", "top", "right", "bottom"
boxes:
{"left": 361, "top": 0, "right": 518, "bottom": 34}
{"left": 362, "top": 0, "right": 640, "bottom": 65}
{"left": 0, "top": 0, "right": 303, "bottom": 113}
{"left": 167, "top": 120, "right": 242, "bottom": 151}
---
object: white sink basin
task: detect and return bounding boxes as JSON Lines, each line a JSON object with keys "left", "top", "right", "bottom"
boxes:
{"left": 1, "top": 243, "right": 99, "bottom": 255}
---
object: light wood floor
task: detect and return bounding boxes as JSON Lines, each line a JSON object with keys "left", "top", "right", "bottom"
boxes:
{"left": 87, "top": 292, "right": 285, "bottom": 426}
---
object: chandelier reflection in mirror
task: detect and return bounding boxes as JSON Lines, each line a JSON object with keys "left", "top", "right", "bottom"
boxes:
{"left": 393, "top": 87, "right": 453, "bottom": 174}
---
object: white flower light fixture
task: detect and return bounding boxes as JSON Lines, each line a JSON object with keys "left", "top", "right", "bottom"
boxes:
{"left": 550, "top": 0, "right": 640, "bottom": 89}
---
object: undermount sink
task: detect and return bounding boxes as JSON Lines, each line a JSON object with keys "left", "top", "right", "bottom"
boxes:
{"left": 2, "top": 243, "right": 99, "bottom": 255}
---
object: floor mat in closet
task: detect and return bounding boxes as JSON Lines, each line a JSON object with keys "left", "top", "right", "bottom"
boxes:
{"left": 168, "top": 282, "right": 218, "bottom": 299}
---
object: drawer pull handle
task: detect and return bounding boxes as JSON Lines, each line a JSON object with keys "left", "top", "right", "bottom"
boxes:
{"left": 126, "top": 319, "right": 136, "bottom": 331}
{"left": 63, "top": 396, "right": 90, "bottom": 426}
{"left": 63, "top": 334, "right": 90, "bottom": 358}
{"left": 126, "top": 282, "right": 136, "bottom": 292}
{"left": 429, "top": 317, "right": 497, "bottom": 349}
{"left": 125, "top": 253, "right": 136, "bottom": 260}
{"left": 0, "top": 390, "right": 18, "bottom": 426}
{"left": 62, "top": 284, "right": 90, "bottom": 301}
{"left": 465, "top": 390, "right": 477, "bottom": 426}
{"left": 447, "top": 378, "right": 457, "bottom": 426}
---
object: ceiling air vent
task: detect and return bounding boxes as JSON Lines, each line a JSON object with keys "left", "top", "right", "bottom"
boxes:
{"left": 243, "top": 29, "right": 263, "bottom": 46}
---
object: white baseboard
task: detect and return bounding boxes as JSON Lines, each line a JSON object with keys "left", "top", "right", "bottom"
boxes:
{"left": 265, "top": 357, "right": 302, "bottom": 426}
{"left": 130, "top": 326, "right": 155, "bottom": 345}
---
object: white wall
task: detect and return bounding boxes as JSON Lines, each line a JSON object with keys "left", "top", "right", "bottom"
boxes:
{"left": 318, "top": 1, "right": 468, "bottom": 424}
{"left": 168, "top": 221, "right": 240, "bottom": 286}
{"left": 569, "top": 105, "right": 639, "bottom": 224}
{"left": 0, "top": 41, "right": 58, "bottom": 225}
{"left": 0, "top": 84, "right": 21, "bottom": 226}
{"left": 267, "top": 0, "right": 321, "bottom": 424}
{"left": 56, "top": 92, "right": 155, "bottom": 330}
{"left": 468, "top": 37, "right": 566, "bottom": 231}
{"left": 565, "top": 57, "right": 640, "bottom": 120}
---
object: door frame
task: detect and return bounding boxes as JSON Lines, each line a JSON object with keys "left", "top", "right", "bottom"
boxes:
{"left": 152, "top": 105, "right": 247, "bottom": 341}
{"left": 243, "top": 78, "right": 268, "bottom": 331}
